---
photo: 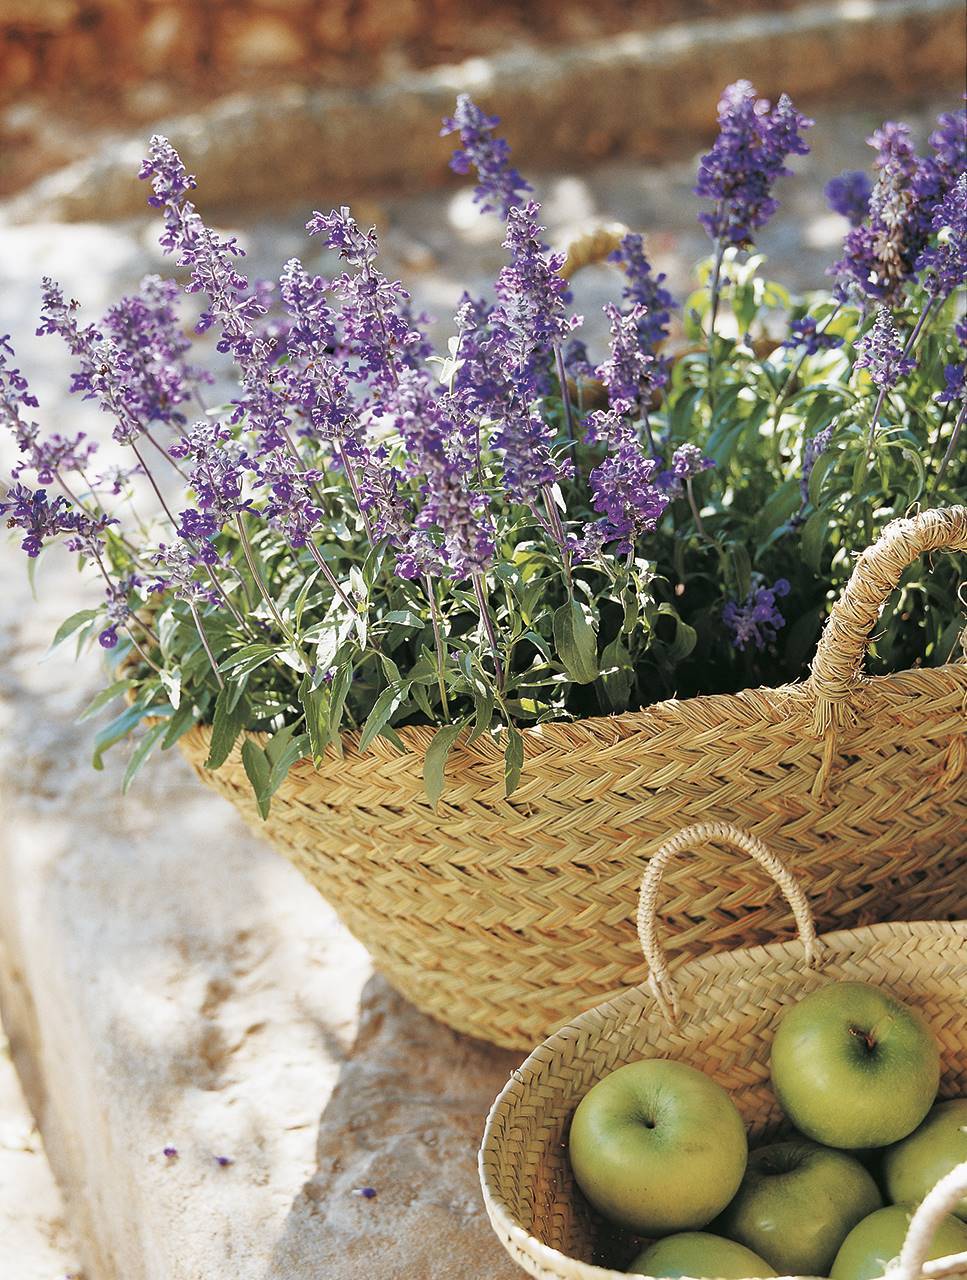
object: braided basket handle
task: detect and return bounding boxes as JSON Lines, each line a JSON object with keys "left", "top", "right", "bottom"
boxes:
{"left": 809, "top": 506, "right": 967, "bottom": 735}
{"left": 896, "top": 1161, "right": 967, "bottom": 1280}
{"left": 636, "top": 822, "right": 821, "bottom": 1024}
{"left": 558, "top": 223, "right": 630, "bottom": 281}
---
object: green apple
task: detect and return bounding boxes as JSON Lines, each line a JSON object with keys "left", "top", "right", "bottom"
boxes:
{"left": 568, "top": 1059, "right": 747, "bottom": 1234}
{"left": 769, "top": 981, "right": 940, "bottom": 1148}
{"left": 883, "top": 1098, "right": 967, "bottom": 1219}
{"left": 830, "top": 1204, "right": 967, "bottom": 1280}
{"left": 628, "top": 1232, "right": 777, "bottom": 1278}
{"left": 715, "top": 1138, "right": 881, "bottom": 1274}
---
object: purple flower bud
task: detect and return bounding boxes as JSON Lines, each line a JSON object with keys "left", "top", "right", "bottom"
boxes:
{"left": 782, "top": 315, "right": 844, "bottom": 357}
{"left": 671, "top": 443, "right": 715, "bottom": 479}
{"left": 596, "top": 303, "right": 654, "bottom": 416}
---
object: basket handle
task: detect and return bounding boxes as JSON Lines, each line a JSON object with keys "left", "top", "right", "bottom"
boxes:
{"left": 809, "top": 506, "right": 967, "bottom": 736}
{"left": 636, "top": 822, "right": 821, "bottom": 1024}
{"left": 558, "top": 223, "right": 630, "bottom": 281}
{"left": 895, "top": 1161, "right": 967, "bottom": 1280}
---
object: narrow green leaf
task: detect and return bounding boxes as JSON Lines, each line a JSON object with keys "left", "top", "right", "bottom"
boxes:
{"left": 240, "top": 739, "right": 272, "bottom": 820}
{"left": 801, "top": 508, "right": 829, "bottom": 575}
{"left": 206, "top": 685, "right": 248, "bottom": 770}
{"left": 300, "top": 676, "right": 329, "bottom": 763}
{"left": 50, "top": 609, "right": 98, "bottom": 651}
{"left": 326, "top": 663, "right": 353, "bottom": 756}
{"left": 92, "top": 704, "right": 151, "bottom": 771}
{"left": 358, "top": 683, "right": 405, "bottom": 753}
{"left": 161, "top": 699, "right": 198, "bottom": 750}
{"left": 423, "top": 721, "right": 465, "bottom": 810}
{"left": 122, "top": 722, "right": 167, "bottom": 794}
{"left": 553, "top": 599, "right": 599, "bottom": 684}
{"left": 76, "top": 679, "right": 130, "bottom": 723}
{"left": 503, "top": 724, "right": 524, "bottom": 798}
{"left": 596, "top": 635, "right": 634, "bottom": 712}
{"left": 807, "top": 446, "right": 838, "bottom": 509}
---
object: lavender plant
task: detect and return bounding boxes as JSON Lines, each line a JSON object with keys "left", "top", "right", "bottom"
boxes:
{"left": 2, "top": 85, "right": 964, "bottom": 811}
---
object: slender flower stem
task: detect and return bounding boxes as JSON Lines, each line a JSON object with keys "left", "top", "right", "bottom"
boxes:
{"left": 123, "top": 623, "right": 163, "bottom": 674}
{"left": 335, "top": 440, "right": 376, "bottom": 543}
{"left": 641, "top": 411, "right": 657, "bottom": 458}
{"left": 706, "top": 231, "right": 726, "bottom": 410}
{"left": 189, "top": 599, "right": 224, "bottom": 688}
{"left": 130, "top": 438, "right": 179, "bottom": 528}
{"left": 235, "top": 514, "right": 290, "bottom": 638}
{"left": 901, "top": 295, "right": 937, "bottom": 362}
{"left": 472, "top": 571, "right": 504, "bottom": 692}
{"left": 541, "top": 483, "right": 573, "bottom": 594}
{"left": 553, "top": 341, "right": 578, "bottom": 463}
{"left": 774, "top": 303, "right": 843, "bottom": 412}
{"left": 143, "top": 427, "right": 189, "bottom": 480}
{"left": 424, "top": 574, "right": 450, "bottom": 717}
{"left": 305, "top": 539, "right": 357, "bottom": 615}
{"left": 861, "top": 385, "right": 889, "bottom": 475}
{"left": 933, "top": 400, "right": 966, "bottom": 495}
{"left": 684, "top": 476, "right": 708, "bottom": 539}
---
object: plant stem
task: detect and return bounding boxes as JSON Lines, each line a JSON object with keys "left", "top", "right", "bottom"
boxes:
{"left": 641, "top": 411, "right": 657, "bottom": 458}
{"left": 123, "top": 624, "right": 163, "bottom": 674}
{"left": 706, "top": 232, "right": 726, "bottom": 410}
{"left": 189, "top": 599, "right": 224, "bottom": 688}
{"left": 541, "top": 483, "right": 573, "bottom": 594}
{"left": 472, "top": 571, "right": 504, "bottom": 692}
{"left": 861, "top": 385, "right": 888, "bottom": 476}
{"left": 933, "top": 400, "right": 966, "bottom": 495}
{"left": 143, "top": 427, "right": 189, "bottom": 480}
{"left": 130, "top": 438, "right": 179, "bottom": 529}
{"left": 235, "top": 514, "right": 290, "bottom": 638}
{"left": 335, "top": 439, "right": 376, "bottom": 543}
{"left": 685, "top": 476, "right": 708, "bottom": 539}
{"left": 901, "top": 295, "right": 937, "bottom": 362}
{"left": 773, "top": 302, "right": 843, "bottom": 414}
{"left": 424, "top": 574, "right": 450, "bottom": 717}
{"left": 553, "top": 341, "right": 578, "bottom": 464}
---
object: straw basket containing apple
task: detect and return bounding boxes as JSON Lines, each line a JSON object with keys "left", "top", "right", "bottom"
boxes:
{"left": 479, "top": 823, "right": 967, "bottom": 1278}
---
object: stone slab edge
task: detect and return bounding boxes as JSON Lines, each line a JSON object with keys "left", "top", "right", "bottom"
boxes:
{"left": 2, "top": 0, "right": 962, "bottom": 225}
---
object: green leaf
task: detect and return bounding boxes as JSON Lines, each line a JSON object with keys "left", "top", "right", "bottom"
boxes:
{"left": 596, "top": 635, "right": 634, "bottom": 712}
{"left": 300, "top": 676, "right": 329, "bottom": 763}
{"left": 753, "top": 479, "right": 801, "bottom": 546}
{"left": 326, "top": 663, "right": 353, "bottom": 756}
{"left": 206, "top": 684, "right": 249, "bottom": 770}
{"left": 467, "top": 689, "right": 495, "bottom": 744}
{"left": 241, "top": 739, "right": 272, "bottom": 820}
{"left": 50, "top": 609, "right": 98, "bottom": 651}
{"left": 807, "top": 447, "right": 838, "bottom": 509}
{"left": 423, "top": 721, "right": 466, "bottom": 809}
{"left": 553, "top": 599, "right": 599, "bottom": 684}
{"left": 358, "top": 682, "right": 405, "bottom": 753}
{"left": 92, "top": 703, "right": 151, "bottom": 770}
{"left": 161, "top": 699, "right": 198, "bottom": 750}
{"left": 160, "top": 668, "right": 181, "bottom": 710}
{"left": 122, "top": 722, "right": 167, "bottom": 794}
{"left": 801, "top": 508, "right": 829, "bottom": 575}
{"left": 503, "top": 723, "right": 524, "bottom": 798}
{"left": 265, "top": 724, "right": 308, "bottom": 795}
{"left": 220, "top": 644, "right": 280, "bottom": 677}
{"left": 654, "top": 603, "right": 698, "bottom": 663}
{"left": 726, "top": 542, "right": 752, "bottom": 602}
{"left": 76, "top": 679, "right": 130, "bottom": 723}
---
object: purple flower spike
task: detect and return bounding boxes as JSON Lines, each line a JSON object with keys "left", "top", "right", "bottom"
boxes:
{"left": 917, "top": 173, "right": 967, "bottom": 298}
{"left": 493, "top": 402, "right": 571, "bottom": 508}
{"left": 608, "top": 233, "right": 675, "bottom": 388}
{"left": 440, "top": 95, "right": 532, "bottom": 219}
{"left": 0, "top": 481, "right": 111, "bottom": 559}
{"left": 586, "top": 427, "right": 668, "bottom": 556}
{"left": 800, "top": 425, "right": 833, "bottom": 505}
{"left": 696, "top": 80, "right": 813, "bottom": 246}
{"left": 723, "top": 578, "right": 791, "bottom": 651}
{"left": 825, "top": 171, "right": 872, "bottom": 226}
{"left": 855, "top": 309, "right": 915, "bottom": 389}
{"left": 596, "top": 303, "right": 655, "bottom": 416}
{"left": 782, "top": 315, "right": 843, "bottom": 356}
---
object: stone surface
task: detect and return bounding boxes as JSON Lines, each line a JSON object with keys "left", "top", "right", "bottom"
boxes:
{"left": 0, "top": 1027, "right": 82, "bottom": 1278}
{"left": 0, "top": 95, "right": 957, "bottom": 1277}
{"left": 3, "top": 0, "right": 963, "bottom": 217}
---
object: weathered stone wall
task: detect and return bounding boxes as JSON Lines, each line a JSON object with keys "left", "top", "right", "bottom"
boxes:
{"left": 0, "top": 0, "right": 816, "bottom": 104}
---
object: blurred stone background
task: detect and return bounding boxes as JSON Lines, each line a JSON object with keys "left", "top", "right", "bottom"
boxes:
{"left": 0, "top": 2, "right": 963, "bottom": 1278}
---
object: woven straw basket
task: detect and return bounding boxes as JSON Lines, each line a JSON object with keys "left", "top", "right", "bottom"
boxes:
{"left": 177, "top": 504, "right": 967, "bottom": 1048}
{"left": 479, "top": 822, "right": 967, "bottom": 1279}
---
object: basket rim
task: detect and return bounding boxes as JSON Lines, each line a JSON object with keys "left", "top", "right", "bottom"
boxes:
{"left": 177, "top": 659, "right": 966, "bottom": 765}
{"left": 478, "top": 918, "right": 967, "bottom": 1280}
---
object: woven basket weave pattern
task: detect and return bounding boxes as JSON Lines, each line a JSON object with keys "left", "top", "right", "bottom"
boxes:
{"left": 478, "top": 917, "right": 967, "bottom": 1279}
{"left": 179, "top": 506, "right": 967, "bottom": 1048}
